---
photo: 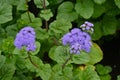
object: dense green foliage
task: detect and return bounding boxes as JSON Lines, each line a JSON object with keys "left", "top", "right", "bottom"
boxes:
{"left": 0, "top": 0, "right": 120, "bottom": 80}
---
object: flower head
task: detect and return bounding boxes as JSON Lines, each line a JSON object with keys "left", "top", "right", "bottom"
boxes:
{"left": 14, "top": 26, "right": 36, "bottom": 51}
{"left": 62, "top": 28, "right": 92, "bottom": 54}
{"left": 80, "top": 21, "right": 94, "bottom": 33}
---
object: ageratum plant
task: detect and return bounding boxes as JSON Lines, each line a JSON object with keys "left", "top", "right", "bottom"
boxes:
{"left": 1, "top": 0, "right": 120, "bottom": 80}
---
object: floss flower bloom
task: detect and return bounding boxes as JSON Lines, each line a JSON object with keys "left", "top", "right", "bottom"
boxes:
{"left": 62, "top": 28, "right": 92, "bottom": 54}
{"left": 80, "top": 21, "right": 94, "bottom": 33}
{"left": 14, "top": 26, "right": 36, "bottom": 51}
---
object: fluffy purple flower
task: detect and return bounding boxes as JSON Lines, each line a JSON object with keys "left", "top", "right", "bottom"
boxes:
{"left": 80, "top": 21, "right": 94, "bottom": 33}
{"left": 14, "top": 26, "right": 36, "bottom": 51}
{"left": 62, "top": 28, "right": 92, "bottom": 54}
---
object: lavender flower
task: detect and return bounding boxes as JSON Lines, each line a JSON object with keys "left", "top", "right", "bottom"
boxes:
{"left": 80, "top": 21, "right": 94, "bottom": 33}
{"left": 14, "top": 26, "right": 36, "bottom": 51}
{"left": 62, "top": 28, "right": 92, "bottom": 54}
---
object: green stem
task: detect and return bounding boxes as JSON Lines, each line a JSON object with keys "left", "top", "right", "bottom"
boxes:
{"left": 25, "top": 0, "right": 32, "bottom": 23}
{"left": 62, "top": 55, "right": 72, "bottom": 70}
{"left": 52, "top": 37, "right": 59, "bottom": 46}
{"left": 27, "top": 52, "right": 38, "bottom": 68}
{"left": 42, "top": 0, "right": 48, "bottom": 31}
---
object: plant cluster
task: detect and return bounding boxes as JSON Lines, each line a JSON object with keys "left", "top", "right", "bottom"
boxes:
{"left": 0, "top": 0, "right": 120, "bottom": 80}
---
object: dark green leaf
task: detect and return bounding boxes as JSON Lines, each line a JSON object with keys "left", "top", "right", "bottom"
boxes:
{"left": 0, "top": 3, "right": 12, "bottom": 24}
{"left": 115, "top": 0, "right": 120, "bottom": 9}
{"left": 0, "top": 64, "right": 15, "bottom": 80}
{"left": 96, "top": 64, "right": 112, "bottom": 75}
{"left": 100, "top": 75, "right": 111, "bottom": 80}
{"left": 102, "top": 15, "right": 117, "bottom": 35}
{"left": 93, "top": 0, "right": 106, "bottom": 4}
{"left": 6, "top": 24, "right": 18, "bottom": 37}
{"left": 57, "top": 1, "right": 78, "bottom": 21}
{"left": 75, "top": 0, "right": 94, "bottom": 19}
{"left": 92, "top": 22, "right": 103, "bottom": 40}
{"left": 92, "top": 4, "right": 106, "bottom": 18}
{"left": 0, "top": 55, "right": 6, "bottom": 69}
{"left": 117, "top": 75, "right": 120, "bottom": 80}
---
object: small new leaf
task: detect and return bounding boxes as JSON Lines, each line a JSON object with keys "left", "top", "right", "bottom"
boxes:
{"left": 40, "top": 9, "right": 53, "bottom": 21}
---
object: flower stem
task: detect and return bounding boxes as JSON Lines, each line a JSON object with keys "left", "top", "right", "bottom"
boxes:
{"left": 25, "top": 0, "right": 32, "bottom": 23}
{"left": 62, "top": 55, "right": 72, "bottom": 70}
{"left": 42, "top": 0, "right": 48, "bottom": 31}
{"left": 27, "top": 52, "right": 38, "bottom": 68}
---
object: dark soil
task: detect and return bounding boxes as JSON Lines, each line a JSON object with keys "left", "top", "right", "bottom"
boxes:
{"left": 96, "top": 32, "right": 120, "bottom": 80}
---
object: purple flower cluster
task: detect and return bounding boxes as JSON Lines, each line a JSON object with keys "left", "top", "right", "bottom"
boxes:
{"left": 14, "top": 27, "right": 36, "bottom": 51}
{"left": 80, "top": 21, "right": 94, "bottom": 33}
{"left": 62, "top": 28, "right": 92, "bottom": 54}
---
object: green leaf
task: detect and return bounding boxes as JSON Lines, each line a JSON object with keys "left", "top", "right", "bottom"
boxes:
{"left": 102, "top": 15, "right": 117, "bottom": 35}
{"left": 1, "top": 37, "right": 15, "bottom": 54}
{"left": 6, "top": 24, "right": 18, "bottom": 37}
{"left": 92, "top": 22, "right": 103, "bottom": 40}
{"left": 75, "top": 0, "right": 94, "bottom": 19}
{"left": 35, "top": 28, "right": 49, "bottom": 40}
{"left": 29, "top": 18, "right": 42, "bottom": 28}
{"left": 12, "top": 74, "right": 32, "bottom": 80}
{"left": 57, "top": 1, "right": 78, "bottom": 21}
{"left": 92, "top": 4, "right": 106, "bottom": 18}
{"left": 30, "top": 41, "right": 41, "bottom": 55}
{"left": 17, "top": 12, "right": 42, "bottom": 28}
{"left": 25, "top": 55, "right": 44, "bottom": 72}
{"left": 48, "top": 0, "right": 63, "bottom": 5}
{"left": 73, "top": 65, "right": 100, "bottom": 80}
{"left": 72, "top": 52, "right": 90, "bottom": 64}
{"left": 96, "top": 64, "right": 112, "bottom": 75}
{"left": 49, "top": 46, "right": 71, "bottom": 64}
{"left": 87, "top": 42, "right": 103, "bottom": 65}
{"left": 15, "top": 56, "right": 26, "bottom": 70}
{"left": 93, "top": 0, "right": 106, "bottom": 4}
{"left": 0, "top": 3, "right": 12, "bottom": 24}
{"left": 0, "top": 55, "right": 6, "bottom": 69}
{"left": 17, "top": 0, "right": 28, "bottom": 11}
{"left": 0, "top": 64, "right": 15, "bottom": 80}
{"left": 17, "top": 12, "right": 35, "bottom": 28}
{"left": 100, "top": 75, "right": 111, "bottom": 80}
{"left": 117, "top": 75, "right": 120, "bottom": 80}
{"left": 50, "top": 64, "right": 73, "bottom": 80}
{"left": 115, "top": 0, "right": 120, "bottom": 9}
{"left": 0, "top": 0, "right": 30, "bottom": 7}
{"left": 13, "top": 47, "right": 28, "bottom": 58}
{"left": 34, "top": 0, "right": 49, "bottom": 8}
{"left": 49, "top": 19, "right": 72, "bottom": 38}
{"left": 0, "top": 27, "right": 5, "bottom": 42}
{"left": 40, "top": 9, "right": 53, "bottom": 21}
{"left": 36, "top": 64, "right": 52, "bottom": 80}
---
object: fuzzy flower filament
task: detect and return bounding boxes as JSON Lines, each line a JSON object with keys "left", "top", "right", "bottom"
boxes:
{"left": 62, "top": 28, "right": 92, "bottom": 54}
{"left": 14, "top": 26, "right": 36, "bottom": 51}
